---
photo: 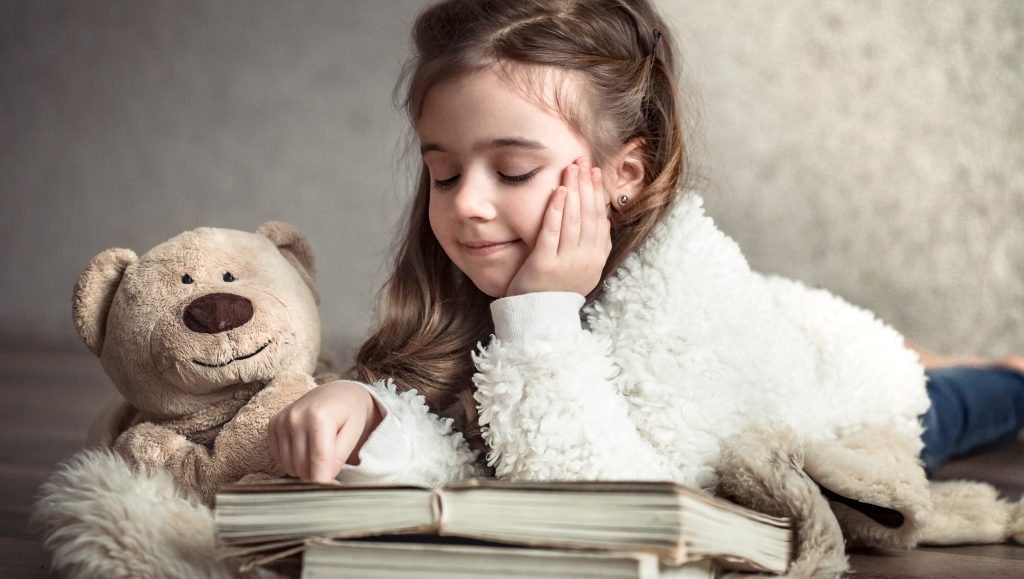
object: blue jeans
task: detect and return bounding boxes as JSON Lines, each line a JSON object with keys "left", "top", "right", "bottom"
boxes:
{"left": 920, "top": 365, "right": 1024, "bottom": 472}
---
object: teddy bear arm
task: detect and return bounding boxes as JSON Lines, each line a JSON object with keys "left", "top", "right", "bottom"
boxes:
{"left": 195, "top": 374, "right": 318, "bottom": 484}
{"left": 176, "top": 443, "right": 257, "bottom": 504}
{"left": 112, "top": 421, "right": 247, "bottom": 503}
{"left": 112, "top": 422, "right": 213, "bottom": 488}
{"left": 113, "top": 376, "right": 316, "bottom": 503}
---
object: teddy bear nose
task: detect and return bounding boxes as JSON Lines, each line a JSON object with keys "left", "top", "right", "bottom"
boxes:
{"left": 183, "top": 293, "right": 254, "bottom": 334}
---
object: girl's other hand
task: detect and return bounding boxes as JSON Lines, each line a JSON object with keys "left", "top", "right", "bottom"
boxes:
{"left": 506, "top": 157, "right": 612, "bottom": 297}
{"left": 268, "top": 380, "right": 384, "bottom": 483}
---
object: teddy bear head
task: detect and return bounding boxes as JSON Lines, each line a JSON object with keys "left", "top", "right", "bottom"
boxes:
{"left": 73, "top": 222, "right": 321, "bottom": 419}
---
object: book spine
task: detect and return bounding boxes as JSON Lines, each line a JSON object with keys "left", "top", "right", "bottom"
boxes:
{"left": 431, "top": 488, "right": 446, "bottom": 534}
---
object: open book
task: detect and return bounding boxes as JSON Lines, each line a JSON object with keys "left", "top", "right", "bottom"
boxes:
{"left": 301, "top": 539, "right": 720, "bottom": 579}
{"left": 215, "top": 478, "right": 790, "bottom": 574}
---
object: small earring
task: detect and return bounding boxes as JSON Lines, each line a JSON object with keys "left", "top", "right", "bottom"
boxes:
{"left": 616, "top": 193, "right": 630, "bottom": 207}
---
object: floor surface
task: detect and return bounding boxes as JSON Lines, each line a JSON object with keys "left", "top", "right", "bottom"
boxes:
{"left": 3, "top": 346, "right": 1023, "bottom": 578}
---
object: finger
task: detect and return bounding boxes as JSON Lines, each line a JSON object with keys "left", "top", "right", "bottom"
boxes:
{"left": 308, "top": 421, "right": 344, "bottom": 483}
{"left": 534, "top": 186, "right": 567, "bottom": 256}
{"left": 559, "top": 165, "right": 582, "bottom": 253}
{"left": 290, "top": 427, "right": 309, "bottom": 480}
{"left": 591, "top": 166, "right": 606, "bottom": 217}
{"left": 267, "top": 417, "right": 282, "bottom": 468}
{"left": 272, "top": 423, "right": 298, "bottom": 478}
{"left": 593, "top": 167, "right": 612, "bottom": 248}
{"left": 578, "top": 158, "right": 595, "bottom": 246}
{"left": 594, "top": 166, "right": 614, "bottom": 219}
{"left": 332, "top": 420, "right": 366, "bottom": 473}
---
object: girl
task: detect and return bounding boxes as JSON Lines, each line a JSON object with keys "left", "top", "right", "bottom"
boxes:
{"left": 270, "top": 0, "right": 1023, "bottom": 540}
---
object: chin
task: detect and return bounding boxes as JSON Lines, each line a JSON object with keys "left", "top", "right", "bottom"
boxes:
{"left": 478, "top": 285, "right": 506, "bottom": 299}
{"left": 469, "top": 276, "right": 511, "bottom": 299}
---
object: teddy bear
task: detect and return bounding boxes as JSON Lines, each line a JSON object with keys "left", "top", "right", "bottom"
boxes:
{"left": 71, "top": 221, "right": 327, "bottom": 504}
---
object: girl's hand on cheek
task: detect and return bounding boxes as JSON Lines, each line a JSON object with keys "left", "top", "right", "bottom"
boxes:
{"left": 506, "top": 157, "right": 612, "bottom": 297}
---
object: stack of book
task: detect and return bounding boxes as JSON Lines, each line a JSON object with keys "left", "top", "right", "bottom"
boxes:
{"left": 213, "top": 479, "right": 792, "bottom": 578}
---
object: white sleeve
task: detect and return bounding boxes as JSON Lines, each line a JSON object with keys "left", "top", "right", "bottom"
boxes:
{"left": 473, "top": 292, "right": 673, "bottom": 481}
{"left": 336, "top": 379, "right": 483, "bottom": 486}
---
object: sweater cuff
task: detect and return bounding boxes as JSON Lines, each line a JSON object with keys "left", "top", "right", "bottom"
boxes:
{"left": 490, "top": 291, "right": 585, "bottom": 345}
{"left": 336, "top": 383, "right": 412, "bottom": 483}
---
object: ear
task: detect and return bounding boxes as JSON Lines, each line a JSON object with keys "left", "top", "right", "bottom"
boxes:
{"left": 604, "top": 139, "right": 646, "bottom": 212}
{"left": 257, "top": 221, "right": 319, "bottom": 304}
{"left": 73, "top": 248, "right": 137, "bottom": 356}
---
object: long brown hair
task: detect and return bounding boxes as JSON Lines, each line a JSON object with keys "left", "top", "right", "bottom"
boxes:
{"left": 351, "top": 0, "right": 689, "bottom": 454}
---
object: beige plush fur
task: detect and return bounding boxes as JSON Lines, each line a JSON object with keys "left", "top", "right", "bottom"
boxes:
{"left": 920, "top": 481, "right": 1013, "bottom": 545}
{"left": 716, "top": 423, "right": 849, "bottom": 579}
{"left": 71, "top": 221, "right": 322, "bottom": 503}
{"left": 717, "top": 423, "right": 1024, "bottom": 578}
{"left": 803, "top": 425, "right": 931, "bottom": 549}
{"left": 1011, "top": 498, "right": 1024, "bottom": 545}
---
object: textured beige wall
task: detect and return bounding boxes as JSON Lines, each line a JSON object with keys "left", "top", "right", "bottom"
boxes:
{"left": 665, "top": 0, "right": 1023, "bottom": 356}
{"left": 1, "top": 0, "right": 1021, "bottom": 361}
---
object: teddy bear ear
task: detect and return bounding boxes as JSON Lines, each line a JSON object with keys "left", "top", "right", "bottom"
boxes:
{"left": 73, "top": 248, "right": 137, "bottom": 356}
{"left": 257, "top": 221, "right": 319, "bottom": 304}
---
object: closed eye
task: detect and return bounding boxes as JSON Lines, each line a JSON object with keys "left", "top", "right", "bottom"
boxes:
{"left": 432, "top": 168, "right": 540, "bottom": 190}
{"left": 433, "top": 175, "right": 460, "bottom": 190}
{"left": 499, "top": 169, "right": 539, "bottom": 184}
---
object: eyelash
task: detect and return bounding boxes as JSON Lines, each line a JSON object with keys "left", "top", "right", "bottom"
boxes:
{"left": 432, "top": 169, "right": 539, "bottom": 190}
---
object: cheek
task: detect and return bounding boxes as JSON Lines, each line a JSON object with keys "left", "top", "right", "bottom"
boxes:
{"left": 427, "top": 197, "right": 447, "bottom": 240}
{"left": 516, "top": 189, "right": 556, "bottom": 249}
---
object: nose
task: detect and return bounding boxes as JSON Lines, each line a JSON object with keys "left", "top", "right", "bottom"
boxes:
{"left": 183, "top": 293, "right": 254, "bottom": 334}
{"left": 451, "top": 172, "right": 497, "bottom": 222}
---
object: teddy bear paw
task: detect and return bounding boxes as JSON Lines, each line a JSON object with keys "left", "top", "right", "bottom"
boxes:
{"left": 113, "top": 422, "right": 190, "bottom": 469}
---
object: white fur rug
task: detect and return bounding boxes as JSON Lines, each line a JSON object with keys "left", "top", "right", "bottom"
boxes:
{"left": 32, "top": 449, "right": 257, "bottom": 579}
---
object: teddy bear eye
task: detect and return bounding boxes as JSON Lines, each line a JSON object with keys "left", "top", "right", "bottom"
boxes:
{"left": 223, "top": 272, "right": 236, "bottom": 282}
{"left": 181, "top": 274, "right": 194, "bottom": 284}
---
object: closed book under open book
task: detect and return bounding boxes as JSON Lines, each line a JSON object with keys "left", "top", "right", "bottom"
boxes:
{"left": 301, "top": 539, "right": 720, "bottom": 579}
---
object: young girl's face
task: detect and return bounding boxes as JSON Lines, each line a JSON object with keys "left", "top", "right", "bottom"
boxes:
{"left": 417, "top": 67, "right": 598, "bottom": 298}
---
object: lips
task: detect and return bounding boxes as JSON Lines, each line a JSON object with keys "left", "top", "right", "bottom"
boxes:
{"left": 192, "top": 340, "right": 271, "bottom": 368}
{"left": 461, "top": 239, "right": 516, "bottom": 256}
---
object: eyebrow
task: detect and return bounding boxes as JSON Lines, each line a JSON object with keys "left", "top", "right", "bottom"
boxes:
{"left": 420, "top": 137, "right": 547, "bottom": 155}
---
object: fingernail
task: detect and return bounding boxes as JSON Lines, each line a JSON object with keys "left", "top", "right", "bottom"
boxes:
{"left": 580, "top": 157, "right": 591, "bottom": 170}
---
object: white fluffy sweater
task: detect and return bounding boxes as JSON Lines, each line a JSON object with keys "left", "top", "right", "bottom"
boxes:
{"left": 341, "top": 192, "right": 931, "bottom": 490}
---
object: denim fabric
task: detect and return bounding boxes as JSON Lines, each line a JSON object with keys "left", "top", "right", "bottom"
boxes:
{"left": 920, "top": 365, "right": 1024, "bottom": 472}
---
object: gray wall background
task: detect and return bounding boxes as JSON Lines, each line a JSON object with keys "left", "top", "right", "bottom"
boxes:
{"left": 2, "top": 0, "right": 1021, "bottom": 363}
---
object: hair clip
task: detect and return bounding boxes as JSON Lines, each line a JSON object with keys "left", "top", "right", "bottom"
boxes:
{"left": 648, "top": 29, "right": 662, "bottom": 77}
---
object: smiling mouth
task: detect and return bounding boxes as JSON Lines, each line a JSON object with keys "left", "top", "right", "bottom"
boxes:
{"left": 192, "top": 341, "right": 271, "bottom": 368}
{"left": 462, "top": 240, "right": 516, "bottom": 256}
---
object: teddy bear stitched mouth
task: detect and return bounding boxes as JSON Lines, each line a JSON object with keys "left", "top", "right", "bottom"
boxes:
{"left": 192, "top": 341, "right": 271, "bottom": 368}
